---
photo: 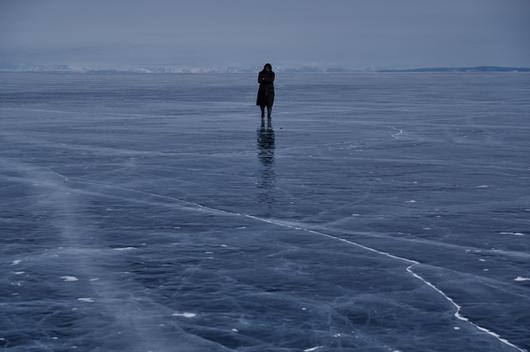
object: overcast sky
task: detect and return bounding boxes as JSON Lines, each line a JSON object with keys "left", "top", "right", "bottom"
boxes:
{"left": 1, "top": 0, "right": 529, "bottom": 69}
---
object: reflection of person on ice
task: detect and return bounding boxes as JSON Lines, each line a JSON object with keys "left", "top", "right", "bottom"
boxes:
{"left": 256, "top": 63, "right": 275, "bottom": 124}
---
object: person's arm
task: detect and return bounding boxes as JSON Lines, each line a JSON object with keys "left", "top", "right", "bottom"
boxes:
{"left": 258, "top": 72, "right": 263, "bottom": 83}
{"left": 260, "top": 72, "right": 274, "bottom": 84}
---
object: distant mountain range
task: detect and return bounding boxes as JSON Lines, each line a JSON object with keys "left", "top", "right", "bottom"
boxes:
{"left": 0, "top": 64, "right": 529, "bottom": 74}
{"left": 377, "top": 66, "right": 530, "bottom": 72}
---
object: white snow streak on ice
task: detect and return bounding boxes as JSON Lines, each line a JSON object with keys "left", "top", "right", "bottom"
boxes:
{"left": 60, "top": 276, "right": 79, "bottom": 282}
{"left": 499, "top": 232, "right": 525, "bottom": 236}
{"left": 171, "top": 312, "right": 197, "bottom": 318}
{"left": 514, "top": 276, "right": 530, "bottom": 282}
{"left": 77, "top": 298, "right": 95, "bottom": 303}
{"left": 304, "top": 346, "right": 324, "bottom": 352}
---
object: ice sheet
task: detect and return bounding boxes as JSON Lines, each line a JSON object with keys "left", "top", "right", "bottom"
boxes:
{"left": 1, "top": 72, "right": 529, "bottom": 351}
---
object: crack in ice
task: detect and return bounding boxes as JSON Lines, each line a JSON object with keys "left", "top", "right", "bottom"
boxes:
{"left": 390, "top": 127, "right": 405, "bottom": 139}
{"left": 22, "top": 176, "right": 528, "bottom": 351}
{"left": 1, "top": 159, "right": 525, "bottom": 351}
{"left": 242, "top": 214, "right": 526, "bottom": 352}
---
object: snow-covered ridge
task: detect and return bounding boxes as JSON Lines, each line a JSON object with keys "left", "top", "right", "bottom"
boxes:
{"left": 0, "top": 63, "right": 357, "bottom": 74}
{"left": 2, "top": 64, "right": 529, "bottom": 74}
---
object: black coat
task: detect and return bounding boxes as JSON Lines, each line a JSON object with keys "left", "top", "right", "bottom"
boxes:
{"left": 256, "top": 70, "right": 275, "bottom": 107}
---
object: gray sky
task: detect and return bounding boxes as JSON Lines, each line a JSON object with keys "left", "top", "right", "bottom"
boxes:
{"left": 1, "top": 0, "right": 529, "bottom": 69}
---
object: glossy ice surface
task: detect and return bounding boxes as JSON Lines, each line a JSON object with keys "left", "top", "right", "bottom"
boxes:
{"left": 1, "top": 72, "right": 529, "bottom": 352}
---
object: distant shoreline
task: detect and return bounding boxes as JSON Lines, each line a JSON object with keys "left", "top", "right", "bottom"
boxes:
{"left": 1, "top": 65, "right": 529, "bottom": 74}
{"left": 377, "top": 66, "right": 530, "bottom": 73}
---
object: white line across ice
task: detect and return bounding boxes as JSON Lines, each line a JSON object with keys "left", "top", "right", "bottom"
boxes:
{"left": 242, "top": 214, "right": 526, "bottom": 352}
{"left": 1, "top": 158, "right": 525, "bottom": 352}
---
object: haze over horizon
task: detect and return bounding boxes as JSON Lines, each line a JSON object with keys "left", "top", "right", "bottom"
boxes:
{"left": 1, "top": 0, "right": 529, "bottom": 70}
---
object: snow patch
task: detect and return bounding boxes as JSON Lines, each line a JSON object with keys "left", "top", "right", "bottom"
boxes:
{"left": 77, "top": 298, "right": 94, "bottom": 303}
{"left": 171, "top": 312, "right": 196, "bottom": 318}
{"left": 499, "top": 232, "right": 525, "bottom": 236}
{"left": 304, "top": 347, "right": 323, "bottom": 352}
{"left": 60, "top": 276, "right": 79, "bottom": 282}
{"left": 514, "top": 276, "right": 529, "bottom": 282}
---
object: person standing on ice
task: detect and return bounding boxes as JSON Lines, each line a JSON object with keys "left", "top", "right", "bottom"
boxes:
{"left": 256, "top": 63, "right": 275, "bottom": 123}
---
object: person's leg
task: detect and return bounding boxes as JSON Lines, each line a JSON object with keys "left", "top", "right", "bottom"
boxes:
{"left": 260, "top": 105, "right": 265, "bottom": 118}
{"left": 266, "top": 105, "right": 272, "bottom": 119}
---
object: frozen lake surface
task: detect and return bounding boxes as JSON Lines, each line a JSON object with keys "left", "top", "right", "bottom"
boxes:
{"left": 1, "top": 72, "right": 529, "bottom": 352}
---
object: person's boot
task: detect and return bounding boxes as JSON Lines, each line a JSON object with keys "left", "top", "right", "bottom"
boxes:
{"left": 260, "top": 107, "right": 265, "bottom": 118}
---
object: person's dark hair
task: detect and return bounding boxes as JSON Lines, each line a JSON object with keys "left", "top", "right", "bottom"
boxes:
{"left": 264, "top": 63, "right": 272, "bottom": 71}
